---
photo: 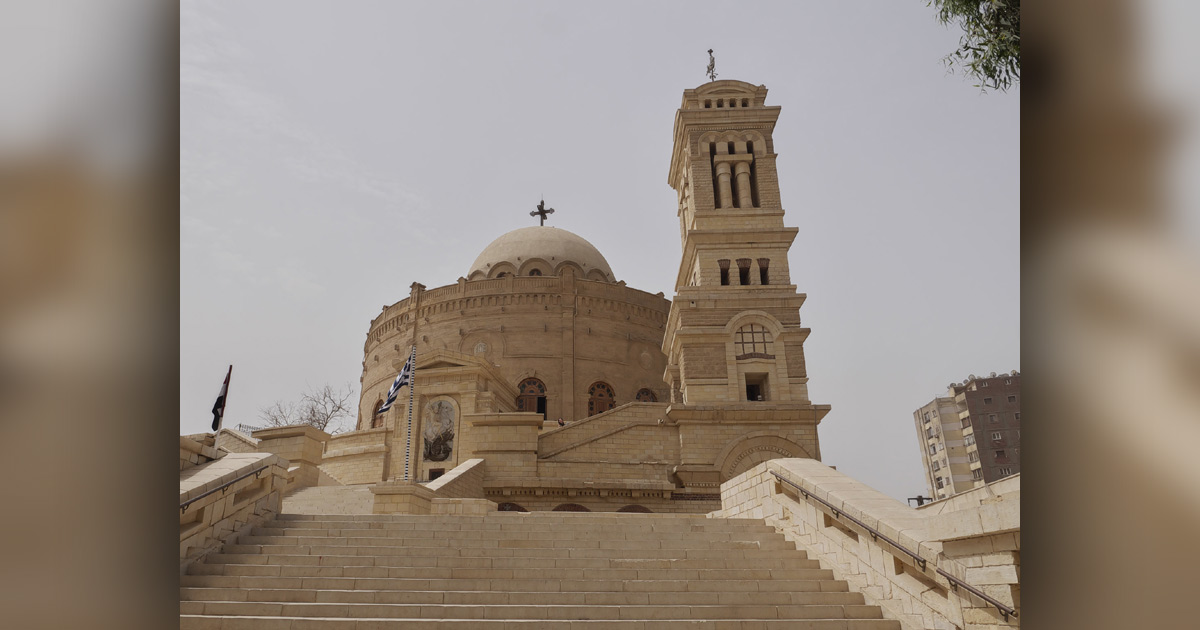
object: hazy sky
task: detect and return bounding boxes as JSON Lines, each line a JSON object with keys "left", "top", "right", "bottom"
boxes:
{"left": 181, "top": 1, "right": 1020, "bottom": 501}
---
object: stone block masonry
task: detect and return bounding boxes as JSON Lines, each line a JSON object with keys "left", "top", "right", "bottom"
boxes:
{"left": 716, "top": 458, "right": 1019, "bottom": 630}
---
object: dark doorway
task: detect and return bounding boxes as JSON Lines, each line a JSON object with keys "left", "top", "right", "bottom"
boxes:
{"left": 428, "top": 468, "right": 445, "bottom": 481}
{"left": 517, "top": 378, "right": 548, "bottom": 421}
{"left": 746, "top": 382, "right": 762, "bottom": 401}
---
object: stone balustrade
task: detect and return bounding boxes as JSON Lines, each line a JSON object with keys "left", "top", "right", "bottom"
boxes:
{"left": 179, "top": 449, "right": 289, "bottom": 573}
{"left": 715, "top": 458, "right": 1019, "bottom": 630}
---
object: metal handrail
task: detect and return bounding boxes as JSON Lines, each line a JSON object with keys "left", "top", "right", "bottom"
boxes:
{"left": 180, "top": 465, "right": 269, "bottom": 514}
{"left": 769, "top": 470, "right": 1017, "bottom": 621}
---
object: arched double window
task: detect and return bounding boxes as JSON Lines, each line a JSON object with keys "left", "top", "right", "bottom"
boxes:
{"left": 635, "top": 388, "right": 658, "bottom": 403}
{"left": 587, "top": 382, "right": 616, "bottom": 416}
{"left": 516, "top": 378, "right": 547, "bottom": 420}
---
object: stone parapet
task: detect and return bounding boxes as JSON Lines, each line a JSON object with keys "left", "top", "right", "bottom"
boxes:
{"left": 320, "top": 427, "right": 388, "bottom": 484}
{"left": 179, "top": 451, "right": 289, "bottom": 573}
{"left": 180, "top": 435, "right": 222, "bottom": 470}
{"left": 252, "top": 425, "right": 330, "bottom": 490}
{"left": 425, "top": 458, "right": 486, "bottom": 499}
{"left": 370, "top": 479, "right": 436, "bottom": 514}
{"left": 715, "top": 458, "right": 1019, "bottom": 630}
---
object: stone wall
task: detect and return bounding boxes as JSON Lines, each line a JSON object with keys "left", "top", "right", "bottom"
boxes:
{"left": 715, "top": 458, "right": 1019, "bottom": 630}
{"left": 180, "top": 435, "right": 220, "bottom": 470}
{"left": 320, "top": 427, "right": 388, "bottom": 484}
{"left": 425, "top": 458, "right": 485, "bottom": 499}
{"left": 252, "top": 425, "right": 329, "bottom": 490}
{"left": 537, "top": 402, "right": 669, "bottom": 457}
{"left": 215, "top": 428, "right": 258, "bottom": 453}
{"left": 179, "top": 451, "right": 289, "bottom": 573}
{"left": 359, "top": 275, "right": 671, "bottom": 430}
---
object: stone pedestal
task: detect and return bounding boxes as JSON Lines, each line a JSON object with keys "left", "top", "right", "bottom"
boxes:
{"left": 371, "top": 479, "right": 436, "bottom": 514}
{"left": 252, "top": 425, "right": 330, "bottom": 490}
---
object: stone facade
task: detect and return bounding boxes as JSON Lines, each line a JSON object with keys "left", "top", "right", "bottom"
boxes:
{"left": 292, "top": 80, "right": 830, "bottom": 514}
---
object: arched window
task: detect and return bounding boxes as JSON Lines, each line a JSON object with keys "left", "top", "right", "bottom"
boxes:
{"left": 528, "top": 268, "right": 542, "bottom": 276}
{"left": 516, "top": 378, "right": 547, "bottom": 420}
{"left": 635, "top": 388, "right": 658, "bottom": 403}
{"left": 498, "top": 502, "right": 528, "bottom": 512}
{"left": 553, "top": 503, "right": 590, "bottom": 512}
{"left": 370, "top": 399, "right": 385, "bottom": 428}
{"left": 734, "top": 324, "right": 775, "bottom": 360}
{"left": 587, "top": 382, "right": 616, "bottom": 416}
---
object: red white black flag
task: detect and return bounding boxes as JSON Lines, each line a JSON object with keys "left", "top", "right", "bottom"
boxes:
{"left": 211, "top": 365, "right": 232, "bottom": 431}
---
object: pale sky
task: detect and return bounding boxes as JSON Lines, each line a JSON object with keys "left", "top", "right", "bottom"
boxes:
{"left": 180, "top": 1, "right": 1020, "bottom": 501}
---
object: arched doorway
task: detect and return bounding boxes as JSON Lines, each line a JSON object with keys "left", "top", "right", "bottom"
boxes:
{"left": 587, "top": 382, "right": 615, "bottom": 416}
{"left": 552, "top": 503, "right": 590, "bottom": 512}
{"left": 516, "top": 378, "right": 547, "bottom": 421}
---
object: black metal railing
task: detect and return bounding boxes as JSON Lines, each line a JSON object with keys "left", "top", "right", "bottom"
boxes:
{"left": 180, "top": 465, "right": 270, "bottom": 514}
{"left": 769, "top": 470, "right": 1017, "bottom": 621}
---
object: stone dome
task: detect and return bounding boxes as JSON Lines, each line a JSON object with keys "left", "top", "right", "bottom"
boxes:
{"left": 468, "top": 226, "right": 616, "bottom": 282}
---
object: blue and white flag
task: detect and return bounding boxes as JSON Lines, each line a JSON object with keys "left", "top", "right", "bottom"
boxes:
{"left": 376, "top": 347, "right": 414, "bottom": 415}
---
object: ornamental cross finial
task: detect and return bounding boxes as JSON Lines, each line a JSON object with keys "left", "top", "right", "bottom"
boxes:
{"left": 531, "top": 198, "right": 555, "bottom": 226}
{"left": 706, "top": 49, "right": 717, "bottom": 82}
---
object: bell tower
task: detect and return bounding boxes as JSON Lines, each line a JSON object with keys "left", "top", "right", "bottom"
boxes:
{"left": 662, "top": 80, "right": 828, "bottom": 422}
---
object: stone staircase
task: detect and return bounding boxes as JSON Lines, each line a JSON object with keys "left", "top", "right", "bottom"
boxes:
{"left": 181, "top": 512, "right": 899, "bottom": 629}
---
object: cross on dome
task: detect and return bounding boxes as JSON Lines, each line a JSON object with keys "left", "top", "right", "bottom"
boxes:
{"left": 530, "top": 199, "right": 555, "bottom": 226}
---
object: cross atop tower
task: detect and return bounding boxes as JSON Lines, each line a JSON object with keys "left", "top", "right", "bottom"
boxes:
{"left": 530, "top": 199, "right": 555, "bottom": 226}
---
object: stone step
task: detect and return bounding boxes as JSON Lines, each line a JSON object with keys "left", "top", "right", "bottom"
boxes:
{"left": 275, "top": 513, "right": 742, "bottom": 524}
{"left": 180, "top": 574, "right": 850, "bottom": 594}
{"left": 263, "top": 519, "right": 775, "bottom": 533}
{"left": 235, "top": 535, "right": 796, "bottom": 551}
{"left": 181, "top": 600, "right": 885, "bottom": 620}
{"left": 201, "top": 553, "right": 819, "bottom": 571}
{"left": 180, "top": 615, "right": 901, "bottom": 629}
{"left": 190, "top": 564, "right": 833, "bottom": 582}
{"left": 180, "top": 587, "right": 866, "bottom": 607}
{"left": 249, "top": 527, "right": 786, "bottom": 543}
{"left": 223, "top": 544, "right": 803, "bottom": 560}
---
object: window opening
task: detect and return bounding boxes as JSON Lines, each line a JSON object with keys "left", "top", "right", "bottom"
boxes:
{"left": 587, "top": 382, "right": 616, "bottom": 416}
{"left": 737, "top": 258, "right": 751, "bottom": 285}
{"left": 745, "top": 373, "right": 768, "bottom": 401}
{"left": 734, "top": 324, "right": 775, "bottom": 359}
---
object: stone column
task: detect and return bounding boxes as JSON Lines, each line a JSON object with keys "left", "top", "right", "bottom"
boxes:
{"left": 715, "top": 162, "right": 733, "bottom": 209}
{"left": 734, "top": 161, "right": 753, "bottom": 209}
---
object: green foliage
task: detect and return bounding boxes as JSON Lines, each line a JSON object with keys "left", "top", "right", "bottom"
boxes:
{"left": 929, "top": 0, "right": 1020, "bottom": 91}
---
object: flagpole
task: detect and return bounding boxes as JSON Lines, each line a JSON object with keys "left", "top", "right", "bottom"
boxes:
{"left": 405, "top": 346, "right": 415, "bottom": 481}
{"left": 405, "top": 282, "right": 424, "bottom": 482}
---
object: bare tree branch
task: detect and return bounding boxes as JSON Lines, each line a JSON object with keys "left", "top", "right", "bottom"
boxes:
{"left": 258, "top": 383, "right": 356, "bottom": 434}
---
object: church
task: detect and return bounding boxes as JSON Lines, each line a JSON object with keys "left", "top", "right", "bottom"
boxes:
{"left": 317, "top": 79, "right": 831, "bottom": 513}
{"left": 183, "top": 78, "right": 1021, "bottom": 630}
